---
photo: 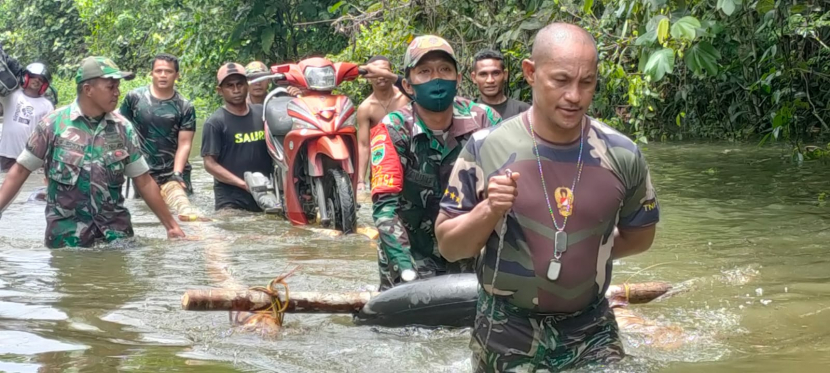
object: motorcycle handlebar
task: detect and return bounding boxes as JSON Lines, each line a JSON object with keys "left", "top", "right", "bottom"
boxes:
{"left": 249, "top": 73, "right": 285, "bottom": 84}
{"left": 358, "top": 68, "right": 367, "bottom": 75}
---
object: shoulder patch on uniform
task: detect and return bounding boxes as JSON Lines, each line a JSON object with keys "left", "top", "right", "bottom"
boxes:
{"left": 369, "top": 124, "right": 403, "bottom": 195}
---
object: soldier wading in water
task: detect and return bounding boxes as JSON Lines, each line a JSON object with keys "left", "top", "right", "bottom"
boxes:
{"left": 0, "top": 56, "right": 185, "bottom": 248}
{"left": 436, "top": 23, "right": 660, "bottom": 372}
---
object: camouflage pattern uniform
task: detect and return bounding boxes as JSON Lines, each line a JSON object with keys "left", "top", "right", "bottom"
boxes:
{"left": 119, "top": 86, "right": 196, "bottom": 193}
{"left": 370, "top": 97, "right": 501, "bottom": 290}
{"left": 16, "top": 57, "right": 145, "bottom": 249}
{"left": 439, "top": 112, "right": 661, "bottom": 372}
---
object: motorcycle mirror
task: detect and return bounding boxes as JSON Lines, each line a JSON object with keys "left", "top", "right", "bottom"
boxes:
{"left": 273, "top": 64, "right": 291, "bottom": 73}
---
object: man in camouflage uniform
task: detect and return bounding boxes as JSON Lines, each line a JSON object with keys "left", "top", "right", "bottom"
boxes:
{"left": 436, "top": 23, "right": 660, "bottom": 372}
{"left": 120, "top": 53, "right": 197, "bottom": 196}
{"left": 370, "top": 35, "right": 502, "bottom": 290}
{"left": 0, "top": 56, "right": 185, "bottom": 248}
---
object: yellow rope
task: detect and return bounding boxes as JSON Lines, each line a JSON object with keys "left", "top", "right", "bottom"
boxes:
{"left": 624, "top": 283, "right": 630, "bottom": 303}
{"left": 245, "top": 267, "right": 298, "bottom": 326}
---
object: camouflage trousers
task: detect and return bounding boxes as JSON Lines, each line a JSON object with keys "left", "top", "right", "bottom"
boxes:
{"left": 470, "top": 288, "right": 624, "bottom": 373}
{"left": 376, "top": 244, "right": 475, "bottom": 291}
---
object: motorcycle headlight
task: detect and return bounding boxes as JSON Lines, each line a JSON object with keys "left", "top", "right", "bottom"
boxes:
{"left": 304, "top": 66, "right": 336, "bottom": 91}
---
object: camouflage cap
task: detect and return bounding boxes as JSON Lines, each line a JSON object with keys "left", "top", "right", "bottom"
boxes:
{"left": 403, "top": 35, "right": 457, "bottom": 70}
{"left": 245, "top": 61, "right": 269, "bottom": 76}
{"left": 216, "top": 62, "right": 246, "bottom": 85}
{"left": 74, "top": 57, "right": 135, "bottom": 84}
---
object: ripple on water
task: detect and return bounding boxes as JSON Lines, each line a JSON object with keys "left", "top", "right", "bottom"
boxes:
{"left": 0, "top": 330, "right": 88, "bottom": 355}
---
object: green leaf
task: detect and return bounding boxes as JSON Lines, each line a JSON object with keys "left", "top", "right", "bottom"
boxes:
{"left": 328, "top": 1, "right": 345, "bottom": 13}
{"left": 647, "top": 15, "right": 668, "bottom": 32}
{"left": 635, "top": 30, "right": 657, "bottom": 46}
{"left": 684, "top": 41, "right": 720, "bottom": 76}
{"left": 717, "top": 0, "right": 742, "bottom": 16}
{"left": 670, "top": 16, "right": 700, "bottom": 41}
{"left": 520, "top": 17, "right": 545, "bottom": 30}
{"left": 644, "top": 48, "right": 675, "bottom": 81}
{"left": 755, "top": 0, "right": 774, "bottom": 14}
{"left": 261, "top": 28, "right": 275, "bottom": 53}
{"left": 583, "top": 0, "right": 594, "bottom": 15}
{"left": 657, "top": 17, "right": 670, "bottom": 43}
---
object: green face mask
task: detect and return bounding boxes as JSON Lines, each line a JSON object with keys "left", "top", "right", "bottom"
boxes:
{"left": 410, "top": 78, "right": 457, "bottom": 112}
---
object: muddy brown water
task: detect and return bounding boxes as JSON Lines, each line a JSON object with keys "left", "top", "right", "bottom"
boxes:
{"left": 0, "top": 142, "right": 828, "bottom": 372}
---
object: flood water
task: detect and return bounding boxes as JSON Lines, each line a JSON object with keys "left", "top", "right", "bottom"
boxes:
{"left": 0, "top": 141, "right": 828, "bottom": 373}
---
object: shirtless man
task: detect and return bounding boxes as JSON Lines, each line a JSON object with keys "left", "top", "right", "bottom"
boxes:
{"left": 355, "top": 56, "right": 410, "bottom": 192}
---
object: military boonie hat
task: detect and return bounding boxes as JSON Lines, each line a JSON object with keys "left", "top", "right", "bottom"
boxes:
{"left": 217, "top": 62, "right": 246, "bottom": 84}
{"left": 403, "top": 35, "right": 457, "bottom": 70}
{"left": 245, "top": 61, "right": 269, "bottom": 76}
{"left": 75, "top": 57, "right": 135, "bottom": 84}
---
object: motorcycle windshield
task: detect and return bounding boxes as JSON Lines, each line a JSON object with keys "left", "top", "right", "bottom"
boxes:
{"left": 304, "top": 66, "right": 336, "bottom": 91}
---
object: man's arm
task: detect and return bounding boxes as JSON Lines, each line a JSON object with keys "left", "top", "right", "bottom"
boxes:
{"left": 203, "top": 155, "right": 247, "bottom": 191}
{"left": 0, "top": 164, "right": 32, "bottom": 214}
{"left": 611, "top": 148, "right": 660, "bottom": 259}
{"left": 118, "top": 94, "right": 135, "bottom": 123}
{"left": 132, "top": 172, "right": 185, "bottom": 237}
{"left": 611, "top": 225, "right": 657, "bottom": 259}
{"left": 174, "top": 131, "right": 194, "bottom": 174}
{"left": 200, "top": 118, "right": 246, "bottom": 191}
{"left": 0, "top": 116, "right": 53, "bottom": 214}
{"left": 370, "top": 120, "right": 416, "bottom": 282}
{"left": 174, "top": 104, "right": 197, "bottom": 175}
{"left": 355, "top": 102, "right": 372, "bottom": 190}
{"left": 0, "top": 44, "right": 22, "bottom": 77}
{"left": 435, "top": 158, "right": 519, "bottom": 261}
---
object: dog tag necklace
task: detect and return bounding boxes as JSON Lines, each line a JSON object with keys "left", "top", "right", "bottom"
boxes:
{"left": 528, "top": 114, "right": 585, "bottom": 281}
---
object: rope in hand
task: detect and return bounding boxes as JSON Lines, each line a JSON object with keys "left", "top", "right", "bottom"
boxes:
{"left": 484, "top": 169, "right": 513, "bottom": 348}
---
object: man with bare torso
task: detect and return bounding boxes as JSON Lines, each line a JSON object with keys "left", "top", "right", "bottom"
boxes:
{"left": 355, "top": 56, "right": 411, "bottom": 192}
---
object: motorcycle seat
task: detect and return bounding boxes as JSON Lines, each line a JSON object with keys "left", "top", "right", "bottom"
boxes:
{"left": 264, "top": 95, "right": 294, "bottom": 138}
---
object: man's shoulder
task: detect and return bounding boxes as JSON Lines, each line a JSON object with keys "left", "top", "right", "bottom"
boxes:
{"left": 587, "top": 116, "right": 640, "bottom": 155}
{"left": 467, "top": 114, "right": 523, "bottom": 150}
{"left": 509, "top": 97, "right": 531, "bottom": 109}
{"left": 454, "top": 97, "right": 501, "bottom": 127}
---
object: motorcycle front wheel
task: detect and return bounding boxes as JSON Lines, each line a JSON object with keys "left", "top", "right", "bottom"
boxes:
{"left": 323, "top": 168, "right": 357, "bottom": 234}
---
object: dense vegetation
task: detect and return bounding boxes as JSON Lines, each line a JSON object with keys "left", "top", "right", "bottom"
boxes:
{"left": 1, "top": 0, "right": 827, "bottom": 158}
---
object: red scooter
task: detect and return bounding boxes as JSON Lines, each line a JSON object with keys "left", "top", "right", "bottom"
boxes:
{"left": 248, "top": 58, "right": 363, "bottom": 233}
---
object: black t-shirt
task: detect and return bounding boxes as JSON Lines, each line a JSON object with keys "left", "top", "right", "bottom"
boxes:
{"left": 474, "top": 97, "right": 530, "bottom": 120}
{"left": 200, "top": 104, "right": 272, "bottom": 212}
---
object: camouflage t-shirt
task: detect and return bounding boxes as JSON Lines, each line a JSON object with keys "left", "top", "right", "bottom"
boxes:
{"left": 119, "top": 86, "right": 196, "bottom": 182}
{"left": 17, "top": 101, "right": 150, "bottom": 249}
{"left": 439, "top": 112, "right": 660, "bottom": 313}
{"left": 370, "top": 97, "right": 501, "bottom": 283}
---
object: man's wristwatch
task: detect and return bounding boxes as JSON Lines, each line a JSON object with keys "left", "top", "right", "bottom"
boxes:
{"left": 171, "top": 171, "right": 185, "bottom": 184}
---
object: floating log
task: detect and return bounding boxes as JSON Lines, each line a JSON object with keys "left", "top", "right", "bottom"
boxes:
{"left": 181, "top": 279, "right": 672, "bottom": 314}
{"left": 182, "top": 289, "right": 376, "bottom": 313}
{"left": 160, "top": 181, "right": 209, "bottom": 222}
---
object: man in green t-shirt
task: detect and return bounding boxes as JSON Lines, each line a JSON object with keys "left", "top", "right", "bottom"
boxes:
{"left": 436, "top": 23, "right": 660, "bottom": 372}
{"left": 120, "top": 53, "right": 197, "bottom": 196}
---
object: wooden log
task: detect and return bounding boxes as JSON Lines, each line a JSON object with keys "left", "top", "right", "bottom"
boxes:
{"left": 181, "top": 281, "right": 672, "bottom": 312}
{"left": 182, "top": 289, "right": 378, "bottom": 312}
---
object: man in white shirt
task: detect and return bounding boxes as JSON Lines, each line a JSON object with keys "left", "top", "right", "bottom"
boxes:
{"left": 0, "top": 62, "right": 54, "bottom": 172}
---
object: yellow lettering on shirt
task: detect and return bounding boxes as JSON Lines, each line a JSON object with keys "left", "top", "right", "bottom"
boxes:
{"left": 234, "top": 130, "right": 265, "bottom": 143}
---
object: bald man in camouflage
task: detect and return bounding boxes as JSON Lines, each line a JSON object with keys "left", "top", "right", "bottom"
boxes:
{"left": 436, "top": 23, "right": 660, "bottom": 372}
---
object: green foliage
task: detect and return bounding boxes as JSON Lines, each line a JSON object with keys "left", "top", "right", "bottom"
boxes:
{"left": 1, "top": 0, "right": 827, "bottom": 158}
{"left": 325, "top": 0, "right": 828, "bottom": 155}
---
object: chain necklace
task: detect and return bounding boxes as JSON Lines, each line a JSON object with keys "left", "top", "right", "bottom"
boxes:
{"left": 529, "top": 113, "right": 586, "bottom": 281}
{"left": 484, "top": 114, "right": 587, "bottom": 347}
